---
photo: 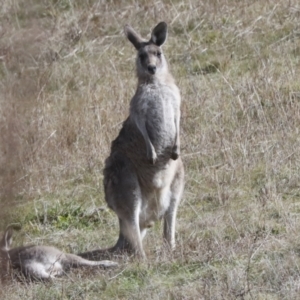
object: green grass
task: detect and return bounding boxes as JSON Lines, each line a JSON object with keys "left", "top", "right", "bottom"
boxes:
{"left": 1, "top": 0, "right": 300, "bottom": 299}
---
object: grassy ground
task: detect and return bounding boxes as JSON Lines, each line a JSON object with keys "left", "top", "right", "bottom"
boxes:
{"left": 1, "top": 0, "right": 300, "bottom": 299}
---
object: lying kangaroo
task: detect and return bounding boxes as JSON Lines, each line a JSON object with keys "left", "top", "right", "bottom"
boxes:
{"left": 80, "top": 22, "right": 184, "bottom": 259}
{"left": 0, "top": 225, "right": 117, "bottom": 281}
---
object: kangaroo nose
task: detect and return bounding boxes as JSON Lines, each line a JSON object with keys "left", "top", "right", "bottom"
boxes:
{"left": 147, "top": 65, "right": 156, "bottom": 74}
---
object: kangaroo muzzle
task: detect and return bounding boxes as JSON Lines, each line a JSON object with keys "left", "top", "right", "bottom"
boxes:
{"left": 147, "top": 64, "right": 156, "bottom": 74}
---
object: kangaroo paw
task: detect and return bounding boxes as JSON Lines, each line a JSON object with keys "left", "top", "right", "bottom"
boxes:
{"left": 171, "top": 145, "right": 179, "bottom": 160}
{"left": 147, "top": 148, "right": 157, "bottom": 165}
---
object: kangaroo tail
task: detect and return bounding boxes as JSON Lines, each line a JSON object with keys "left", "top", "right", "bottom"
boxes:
{"left": 64, "top": 253, "right": 118, "bottom": 268}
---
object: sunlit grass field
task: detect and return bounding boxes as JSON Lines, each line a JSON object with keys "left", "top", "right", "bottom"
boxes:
{"left": 1, "top": 0, "right": 300, "bottom": 298}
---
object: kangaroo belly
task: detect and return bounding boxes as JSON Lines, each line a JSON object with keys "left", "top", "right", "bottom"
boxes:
{"left": 138, "top": 160, "right": 178, "bottom": 228}
{"left": 24, "top": 260, "right": 64, "bottom": 278}
{"left": 135, "top": 157, "right": 177, "bottom": 188}
{"left": 139, "top": 186, "right": 171, "bottom": 228}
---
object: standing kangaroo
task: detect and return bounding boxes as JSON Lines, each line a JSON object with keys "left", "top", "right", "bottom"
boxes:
{"left": 0, "top": 225, "right": 117, "bottom": 281}
{"left": 80, "top": 22, "right": 184, "bottom": 259}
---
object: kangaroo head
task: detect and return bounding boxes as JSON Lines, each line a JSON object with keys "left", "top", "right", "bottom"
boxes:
{"left": 124, "top": 22, "right": 168, "bottom": 78}
{"left": 0, "top": 229, "right": 12, "bottom": 252}
{"left": 0, "top": 224, "right": 21, "bottom": 252}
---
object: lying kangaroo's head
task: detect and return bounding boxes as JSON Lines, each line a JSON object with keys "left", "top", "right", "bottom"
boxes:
{"left": 124, "top": 22, "right": 168, "bottom": 79}
{"left": 0, "top": 225, "right": 15, "bottom": 252}
{"left": 0, "top": 224, "right": 20, "bottom": 282}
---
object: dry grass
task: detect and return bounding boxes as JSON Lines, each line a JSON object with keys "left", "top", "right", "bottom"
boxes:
{"left": 1, "top": 0, "right": 300, "bottom": 298}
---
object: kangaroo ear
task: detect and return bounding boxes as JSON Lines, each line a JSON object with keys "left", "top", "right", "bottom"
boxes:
{"left": 124, "top": 25, "right": 144, "bottom": 50}
{"left": 150, "top": 22, "right": 168, "bottom": 46}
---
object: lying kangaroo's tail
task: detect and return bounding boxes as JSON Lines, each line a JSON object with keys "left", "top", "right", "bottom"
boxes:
{"left": 64, "top": 253, "right": 118, "bottom": 268}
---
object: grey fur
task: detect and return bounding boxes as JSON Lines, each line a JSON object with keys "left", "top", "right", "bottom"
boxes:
{"left": 80, "top": 22, "right": 184, "bottom": 259}
{"left": 0, "top": 225, "right": 117, "bottom": 281}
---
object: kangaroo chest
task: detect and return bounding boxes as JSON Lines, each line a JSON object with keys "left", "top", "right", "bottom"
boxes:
{"left": 132, "top": 84, "right": 179, "bottom": 146}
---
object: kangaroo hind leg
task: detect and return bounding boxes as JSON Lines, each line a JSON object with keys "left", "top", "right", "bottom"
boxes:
{"left": 118, "top": 217, "right": 145, "bottom": 258}
{"left": 105, "top": 158, "right": 145, "bottom": 258}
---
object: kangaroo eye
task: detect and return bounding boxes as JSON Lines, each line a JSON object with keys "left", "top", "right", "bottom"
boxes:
{"left": 157, "top": 52, "right": 162, "bottom": 57}
{"left": 139, "top": 52, "right": 146, "bottom": 60}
